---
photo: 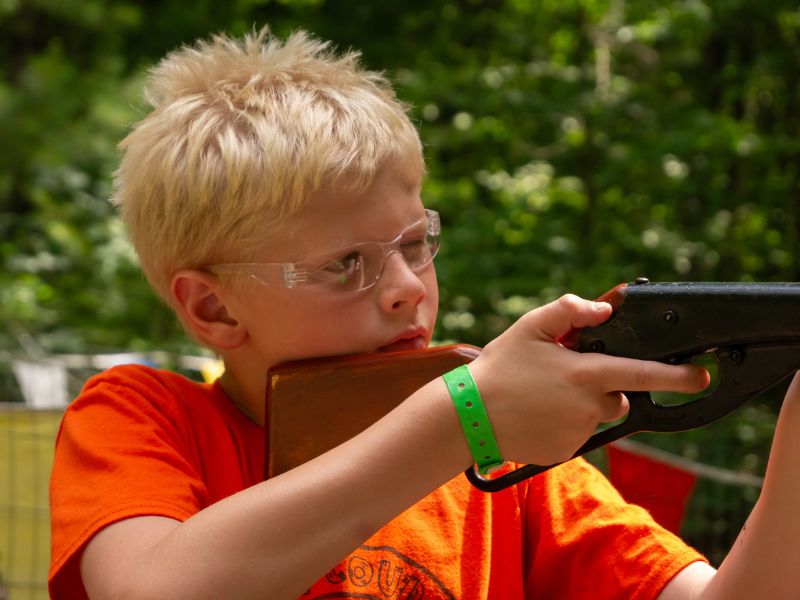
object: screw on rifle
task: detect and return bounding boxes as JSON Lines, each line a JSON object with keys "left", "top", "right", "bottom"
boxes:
{"left": 663, "top": 310, "right": 679, "bottom": 325}
{"left": 589, "top": 340, "right": 605, "bottom": 353}
{"left": 729, "top": 350, "right": 743, "bottom": 364}
{"left": 634, "top": 277, "right": 650, "bottom": 285}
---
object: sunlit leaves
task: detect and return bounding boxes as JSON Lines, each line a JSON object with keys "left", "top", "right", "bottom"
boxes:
{"left": 1, "top": 0, "right": 799, "bottom": 410}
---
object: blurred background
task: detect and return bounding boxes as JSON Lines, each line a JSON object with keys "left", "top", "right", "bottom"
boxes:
{"left": 1, "top": 0, "right": 799, "bottom": 597}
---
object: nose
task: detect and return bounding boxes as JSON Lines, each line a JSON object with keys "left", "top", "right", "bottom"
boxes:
{"left": 376, "top": 252, "right": 427, "bottom": 313}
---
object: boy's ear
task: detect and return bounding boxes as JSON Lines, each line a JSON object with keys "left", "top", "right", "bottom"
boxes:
{"left": 171, "top": 270, "right": 248, "bottom": 350}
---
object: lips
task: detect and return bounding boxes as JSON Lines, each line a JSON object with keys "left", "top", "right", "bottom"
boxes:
{"left": 377, "top": 330, "right": 428, "bottom": 353}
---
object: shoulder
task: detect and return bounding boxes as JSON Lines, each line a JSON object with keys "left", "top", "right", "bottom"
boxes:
{"left": 56, "top": 364, "right": 231, "bottom": 462}
{"left": 59, "top": 363, "right": 261, "bottom": 470}
{"left": 70, "top": 363, "right": 215, "bottom": 420}
{"left": 520, "top": 458, "right": 706, "bottom": 599}
{"left": 524, "top": 456, "right": 667, "bottom": 526}
{"left": 49, "top": 366, "right": 226, "bottom": 598}
{"left": 80, "top": 363, "right": 207, "bottom": 399}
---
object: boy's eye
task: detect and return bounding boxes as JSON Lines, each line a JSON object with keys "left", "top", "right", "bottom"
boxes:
{"left": 319, "top": 252, "right": 363, "bottom": 283}
{"left": 400, "top": 237, "right": 429, "bottom": 264}
{"left": 325, "top": 252, "right": 360, "bottom": 272}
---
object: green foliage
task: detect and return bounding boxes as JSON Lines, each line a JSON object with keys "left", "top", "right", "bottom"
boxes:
{"left": 4, "top": 0, "right": 798, "bottom": 349}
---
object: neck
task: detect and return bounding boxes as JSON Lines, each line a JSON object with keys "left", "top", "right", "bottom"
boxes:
{"left": 218, "top": 367, "right": 265, "bottom": 426}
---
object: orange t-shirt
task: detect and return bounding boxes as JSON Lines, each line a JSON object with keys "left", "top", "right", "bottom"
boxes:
{"left": 49, "top": 365, "right": 704, "bottom": 599}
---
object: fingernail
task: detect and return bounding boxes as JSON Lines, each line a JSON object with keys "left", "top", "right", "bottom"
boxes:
{"left": 692, "top": 366, "right": 710, "bottom": 388}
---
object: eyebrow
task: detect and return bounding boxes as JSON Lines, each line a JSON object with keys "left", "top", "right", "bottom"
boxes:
{"left": 302, "top": 215, "right": 427, "bottom": 263}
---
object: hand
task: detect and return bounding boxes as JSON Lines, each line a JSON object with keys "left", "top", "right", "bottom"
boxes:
{"left": 468, "top": 294, "right": 710, "bottom": 467}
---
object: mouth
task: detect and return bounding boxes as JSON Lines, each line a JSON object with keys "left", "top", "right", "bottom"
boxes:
{"left": 377, "top": 331, "right": 428, "bottom": 353}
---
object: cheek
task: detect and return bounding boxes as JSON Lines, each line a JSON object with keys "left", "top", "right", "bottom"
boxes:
{"left": 239, "top": 290, "right": 332, "bottom": 356}
{"left": 423, "top": 268, "right": 440, "bottom": 315}
{"left": 285, "top": 296, "right": 369, "bottom": 351}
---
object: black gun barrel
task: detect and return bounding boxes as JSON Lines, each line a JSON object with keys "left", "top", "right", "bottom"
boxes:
{"left": 578, "top": 281, "right": 800, "bottom": 361}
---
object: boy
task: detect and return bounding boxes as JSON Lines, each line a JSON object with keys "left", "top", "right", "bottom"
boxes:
{"left": 49, "top": 28, "right": 800, "bottom": 599}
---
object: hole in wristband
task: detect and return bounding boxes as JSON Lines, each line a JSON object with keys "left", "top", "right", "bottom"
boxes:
{"left": 472, "top": 462, "right": 512, "bottom": 479}
{"left": 465, "top": 401, "right": 473, "bottom": 408}
{"left": 479, "top": 440, "right": 486, "bottom": 446}
{"left": 472, "top": 421, "right": 480, "bottom": 428}
{"left": 458, "top": 383, "right": 465, "bottom": 389}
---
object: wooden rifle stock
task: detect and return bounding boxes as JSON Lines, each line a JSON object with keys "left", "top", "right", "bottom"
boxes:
{"left": 265, "top": 344, "right": 481, "bottom": 480}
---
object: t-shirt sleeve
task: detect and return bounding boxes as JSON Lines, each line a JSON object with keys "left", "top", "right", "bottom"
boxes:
{"left": 49, "top": 367, "right": 209, "bottom": 599}
{"left": 522, "top": 458, "right": 707, "bottom": 600}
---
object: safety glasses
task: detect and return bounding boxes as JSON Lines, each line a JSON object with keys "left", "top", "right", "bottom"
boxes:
{"left": 207, "top": 209, "right": 440, "bottom": 293}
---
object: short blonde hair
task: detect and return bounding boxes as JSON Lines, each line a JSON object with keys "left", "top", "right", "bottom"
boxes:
{"left": 112, "top": 27, "right": 423, "bottom": 304}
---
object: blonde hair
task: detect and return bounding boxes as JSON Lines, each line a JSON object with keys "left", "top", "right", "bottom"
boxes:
{"left": 112, "top": 27, "right": 423, "bottom": 304}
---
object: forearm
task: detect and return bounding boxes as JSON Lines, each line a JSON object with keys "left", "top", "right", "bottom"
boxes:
{"left": 83, "top": 378, "right": 471, "bottom": 600}
{"left": 667, "top": 376, "right": 800, "bottom": 600}
{"left": 698, "top": 386, "right": 800, "bottom": 599}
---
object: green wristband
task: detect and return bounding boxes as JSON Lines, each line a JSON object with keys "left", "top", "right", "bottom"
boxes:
{"left": 443, "top": 364, "right": 504, "bottom": 475}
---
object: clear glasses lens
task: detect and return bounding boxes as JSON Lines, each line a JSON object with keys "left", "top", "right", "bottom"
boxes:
{"left": 301, "top": 211, "right": 440, "bottom": 292}
{"left": 207, "top": 210, "right": 440, "bottom": 293}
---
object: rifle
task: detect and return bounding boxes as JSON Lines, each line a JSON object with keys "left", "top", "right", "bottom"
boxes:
{"left": 265, "top": 280, "right": 800, "bottom": 492}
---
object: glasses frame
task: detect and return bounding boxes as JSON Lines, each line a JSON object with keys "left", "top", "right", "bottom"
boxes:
{"left": 207, "top": 209, "right": 440, "bottom": 294}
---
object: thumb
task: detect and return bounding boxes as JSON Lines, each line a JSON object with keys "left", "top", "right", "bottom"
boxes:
{"left": 529, "top": 294, "right": 613, "bottom": 342}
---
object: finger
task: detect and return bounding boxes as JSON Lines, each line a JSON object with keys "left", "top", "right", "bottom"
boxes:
{"left": 587, "top": 355, "right": 711, "bottom": 394}
{"left": 530, "top": 294, "right": 613, "bottom": 342}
